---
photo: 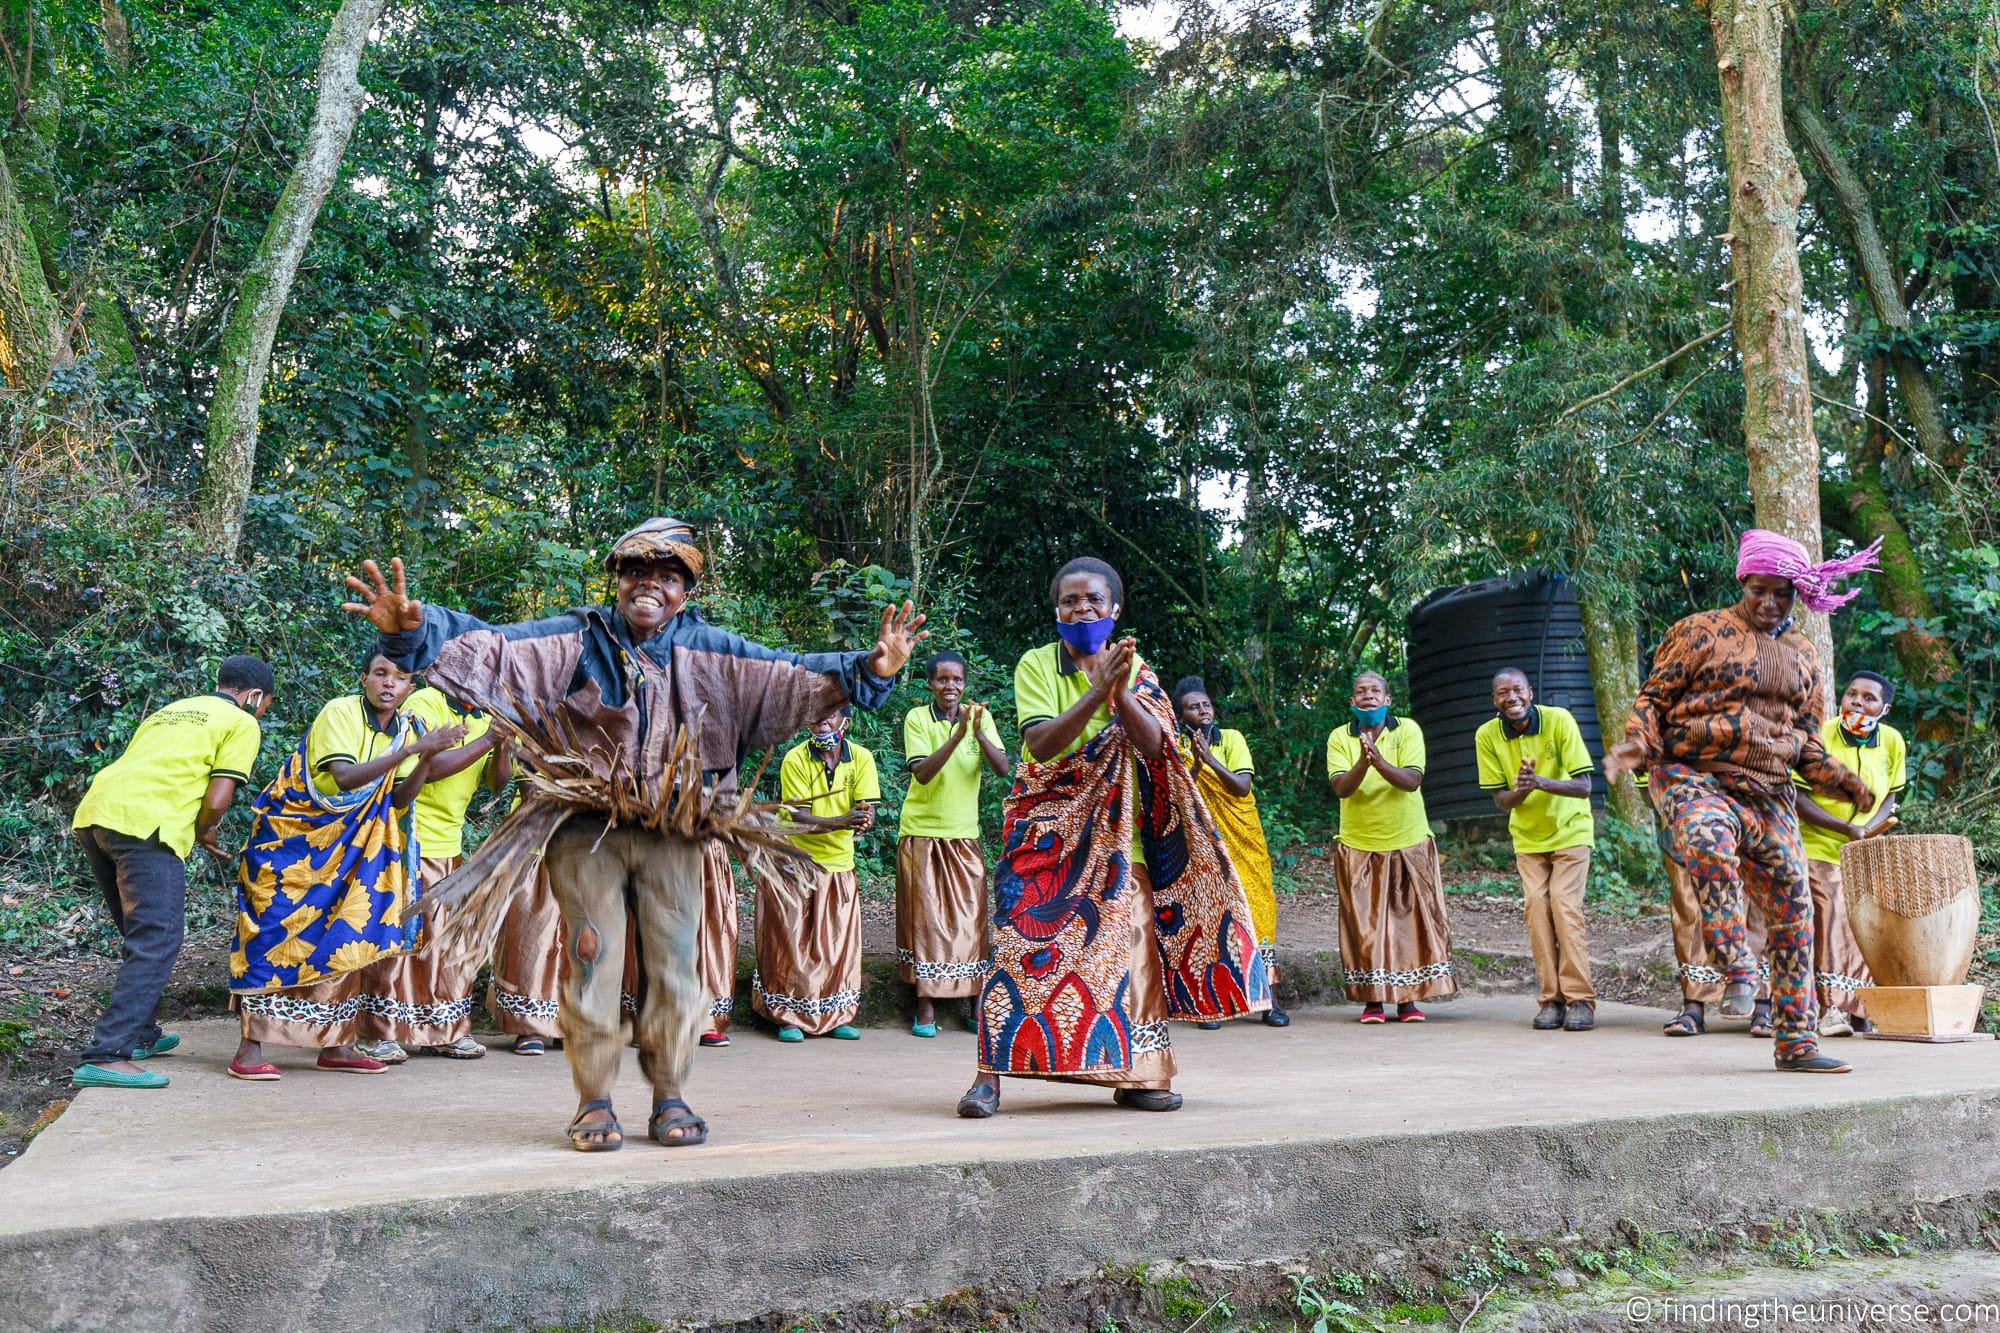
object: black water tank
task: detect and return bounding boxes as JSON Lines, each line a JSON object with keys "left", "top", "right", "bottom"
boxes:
{"left": 1404, "top": 572, "right": 1603, "bottom": 821}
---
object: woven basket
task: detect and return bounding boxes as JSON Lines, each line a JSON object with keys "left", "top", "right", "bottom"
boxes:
{"left": 1839, "top": 834, "right": 1977, "bottom": 918}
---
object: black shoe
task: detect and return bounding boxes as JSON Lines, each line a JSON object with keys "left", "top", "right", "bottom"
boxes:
{"left": 1562, "top": 1001, "right": 1596, "bottom": 1031}
{"left": 1112, "top": 1088, "right": 1184, "bottom": 1112}
{"left": 956, "top": 1082, "right": 1000, "bottom": 1118}
{"left": 1533, "top": 1002, "right": 1566, "bottom": 1030}
{"left": 1196, "top": 1020, "right": 1222, "bottom": 1030}
{"left": 1775, "top": 1051, "right": 1851, "bottom": 1073}
{"left": 1261, "top": 1005, "right": 1291, "bottom": 1028}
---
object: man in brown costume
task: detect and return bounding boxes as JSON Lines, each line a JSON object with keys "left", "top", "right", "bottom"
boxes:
{"left": 343, "top": 518, "right": 924, "bottom": 1148}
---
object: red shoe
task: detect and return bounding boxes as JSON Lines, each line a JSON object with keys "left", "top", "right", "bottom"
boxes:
{"left": 316, "top": 1051, "right": 389, "bottom": 1074}
{"left": 699, "top": 1032, "right": 730, "bottom": 1048}
{"left": 1358, "top": 1004, "right": 1387, "bottom": 1024}
{"left": 1398, "top": 1003, "right": 1426, "bottom": 1023}
{"left": 228, "top": 1060, "right": 282, "bottom": 1081}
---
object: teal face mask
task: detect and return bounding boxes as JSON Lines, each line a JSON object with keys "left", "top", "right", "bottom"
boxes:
{"left": 1351, "top": 703, "right": 1389, "bottom": 728}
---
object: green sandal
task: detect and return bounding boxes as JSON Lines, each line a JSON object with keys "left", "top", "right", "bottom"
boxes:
{"left": 131, "top": 1033, "right": 181, "bottom": 1060}
{"left": 829, "top": 1024, "right": 861, "bottom": 1040}
{"left": 72, "top": 1063, "right": 169, "bottom": 1090}
{"left": 776, "top": 1026, "right": 805, "bottom": 1043}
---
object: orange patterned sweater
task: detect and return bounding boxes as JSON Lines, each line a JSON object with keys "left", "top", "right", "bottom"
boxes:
{"left": 1625, "top": 606, "right": 1865, "bottom": 801}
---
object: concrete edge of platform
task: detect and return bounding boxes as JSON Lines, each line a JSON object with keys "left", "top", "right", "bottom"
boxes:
{"left": 5, "top": 1087, "right": 1997, "bottom": 1333}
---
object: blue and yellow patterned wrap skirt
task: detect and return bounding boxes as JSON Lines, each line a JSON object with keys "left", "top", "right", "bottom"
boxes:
{"left": 229, "top": 725, "right": 425, "bottom": 994}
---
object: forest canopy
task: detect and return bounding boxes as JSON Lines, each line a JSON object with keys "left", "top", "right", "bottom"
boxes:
{"left": 3, "top": 0, "right": 1996, "bottom": 901}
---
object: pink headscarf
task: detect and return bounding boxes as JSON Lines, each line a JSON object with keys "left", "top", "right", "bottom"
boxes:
{"left": 1735, "top": 529, "right": 1883, "bottom": 613}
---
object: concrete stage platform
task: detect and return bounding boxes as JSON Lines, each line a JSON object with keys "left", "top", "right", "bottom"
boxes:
{"left": 5, "top": 998, "right": 2000, "bottom": 1331}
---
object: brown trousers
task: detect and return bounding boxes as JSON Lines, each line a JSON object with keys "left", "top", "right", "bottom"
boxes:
{"left": 492, "top": 843, "right": 738, "bottom": 1038}
{"left": 544, "top": 819, "right": 707, "bottom": 1110}
{"left": 355, "top": 855, "right": 477, "bottom": 1046}
{"left": 1666, "top": 855, "right": 1768, "bottom": 1003}
{"left": 752, "top": 864, "right": 863, "bottom": 1035}
{"left": 1517, "top": 846, "right": 1594, "bottom": 1004}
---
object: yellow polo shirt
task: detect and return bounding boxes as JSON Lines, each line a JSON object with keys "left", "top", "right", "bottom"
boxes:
{"left": 780, "top": 739, "right": 881, "bottom": 872}
{"left": 899, "top": 705, "right": 1003, "bottom": 840}
{"left": 1013, "top": 641, "right": 1147, "bottom": 864}
{"left": 1177, "top": 728, "right": 1256, "bottom": 790}
{"left": 1796, "top": 719, "right": 1907, "bottom": 865}
{"left": 1324, "top": 716, "right": 1432, "bottom": 853}
{"left": 1474, "top": 705, "right": 1595, "bottom": 854}
{"left": 1013, "top": 641, "right": 1142, "bottom": 761}
{"left": 405, "top": 687, "right": 494, "bottom": 859}
{"left": 306, "top": 694, "right": 420, "bottom": 798}
{"left": 72, "top": 694, "right": 262, "bottom": 858}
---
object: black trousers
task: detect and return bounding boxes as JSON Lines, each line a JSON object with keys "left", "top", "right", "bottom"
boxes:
{"left": 75, "top": 826, "right": 187, "bottom": 1065}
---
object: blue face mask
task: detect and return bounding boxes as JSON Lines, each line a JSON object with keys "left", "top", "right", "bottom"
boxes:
{"left": 1351, "top": 703, "right": 1389, "bottom": 729}
{"left": 1055, "top": 615, "right": 1118, "bottom": 656}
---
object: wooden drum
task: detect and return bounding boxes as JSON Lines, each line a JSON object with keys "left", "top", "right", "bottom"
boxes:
{"left": 1841, "top": 834, "right": 1980, "bottom": 988}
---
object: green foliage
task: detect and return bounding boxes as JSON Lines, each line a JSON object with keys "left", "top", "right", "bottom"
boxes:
{"left": 1288, "top": 1275, "right": 1369, "bottom": 1333}
{"left": 3, "top": 0, "right": 1995, "bottom": 915}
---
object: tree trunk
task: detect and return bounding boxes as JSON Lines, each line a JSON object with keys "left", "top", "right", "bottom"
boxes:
{"left": 0, "top": 142, "right": 62, "bottom": 390}
{"left": 194, "top": 0, "right": 387, "bottom": 556}
{"left": 99, "top": 0, "right": 132, "bottom": 70}
{"left": 1705, "top": 0, "right": 1834, "bottom": 705}
{"left": 1577, "top": 582, "right": 1651, "bottom": 829}
{"left": 1820, "top": 354, "right": 1963, "bottom": 751}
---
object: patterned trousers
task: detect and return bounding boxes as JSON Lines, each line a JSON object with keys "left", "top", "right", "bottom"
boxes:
{"left": 1651, "top": 764, "right": 1818, "bottom": 1059}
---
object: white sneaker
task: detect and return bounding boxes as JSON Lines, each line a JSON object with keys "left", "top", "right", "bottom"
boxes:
{"left": 1819, "top": 1008, "right": 1854, "bottom": 1038}
{"left": 356, "top": 1039, "right": 409, "bottom": 1064}
{"left": 426, "top": 1036, "right": 487, "bottom": 1059}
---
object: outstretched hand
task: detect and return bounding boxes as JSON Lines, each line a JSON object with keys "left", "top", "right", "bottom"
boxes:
{"left": 865, "top": 601, "right": 929, "bottom": 678}
{"left": 340, "top": 558, "right": 423, "bottom": 635}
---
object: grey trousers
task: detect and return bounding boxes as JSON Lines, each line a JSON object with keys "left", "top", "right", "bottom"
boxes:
{"left": 75, "top": 827, "right": 186, "bottom": 1065}
{"left": 543, "top": 819, "right": 707, "bottom": 1111}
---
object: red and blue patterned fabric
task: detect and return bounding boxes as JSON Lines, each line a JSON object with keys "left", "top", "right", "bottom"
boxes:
{"left": 1652, "top": 762, "right": 1818, "bottom": 1059}
{"left": 977, "top": 661, "right": 1268, "bottom": 1075}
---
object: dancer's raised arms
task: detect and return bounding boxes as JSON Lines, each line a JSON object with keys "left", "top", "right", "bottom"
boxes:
{"left": 340, "top": 557, "right": 425, "bottom": 635}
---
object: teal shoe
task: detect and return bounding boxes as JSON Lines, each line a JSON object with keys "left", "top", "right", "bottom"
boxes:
{"left": 830, "top": 1024, "right": 861, "bottom": 1040}
{"left": 911, "top": 1022, "right": 938, "bottom": 1039}
{"left": 776, "top": 1026, "right": 806, "bottom": 1043}
{"left": 72, "top": 1063, "right": 169, "bottom": 1090}
{"left": 131, "top": 1033, "right": 181, "bottom": 1060}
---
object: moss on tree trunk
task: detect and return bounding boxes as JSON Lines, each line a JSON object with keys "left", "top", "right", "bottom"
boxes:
{"left": 194, "top": 0, "right": 389, "bottom": 556}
